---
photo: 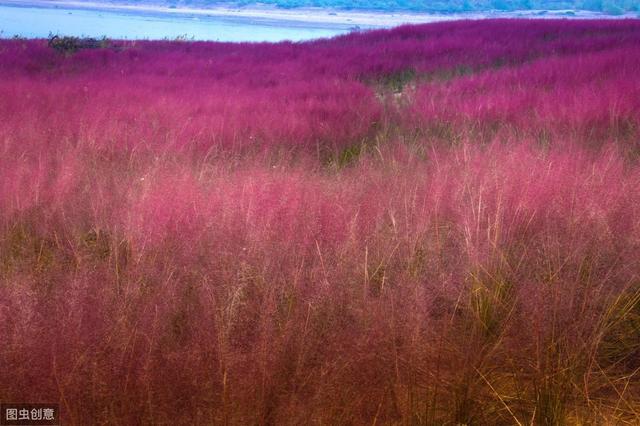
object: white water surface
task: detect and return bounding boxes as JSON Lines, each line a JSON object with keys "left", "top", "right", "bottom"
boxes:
{"left": 0, "top": 2, "right": 360, "bottom": 41}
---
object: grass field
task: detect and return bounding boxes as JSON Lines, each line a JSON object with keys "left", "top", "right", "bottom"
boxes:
{"left": 1, "top": 19, "right": 640, "bottom": 424}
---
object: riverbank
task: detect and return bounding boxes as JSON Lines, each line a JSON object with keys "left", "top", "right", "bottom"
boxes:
{"left": 1, "top": 0, "right": 637, "bottom": 41}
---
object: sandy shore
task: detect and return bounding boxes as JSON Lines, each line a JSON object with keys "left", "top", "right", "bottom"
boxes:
{"left": 1, "top": 0, "right": 636, "bottom": 42}
{"left": 0, "top": 0, "right": 467, "bottom": 28}
{"left": 9, "top": 0, "right": 635, "bottom": 30}
{"left": 2, "top": 0, "right": 636, "bottom": 28}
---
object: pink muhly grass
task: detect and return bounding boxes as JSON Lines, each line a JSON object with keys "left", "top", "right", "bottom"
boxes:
{"left": 1, "top": 19, "right": 640, "bottom": 424}
{"left": 407, "top": 45, "right": 640, "bottom": 153}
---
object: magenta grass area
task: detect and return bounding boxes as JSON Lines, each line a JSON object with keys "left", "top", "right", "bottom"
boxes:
{"left": 1, "top": 19, "right": 640, "bottom": 425}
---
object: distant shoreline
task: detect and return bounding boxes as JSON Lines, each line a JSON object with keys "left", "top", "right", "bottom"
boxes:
{"left": 2, "top": 0, "right": 637, "bottom": 31}
{"left": 0, "top": 0, "right": 456, "bottom": 29}
{"left": 1, "top": 0, "right": 638, "bottom": 42}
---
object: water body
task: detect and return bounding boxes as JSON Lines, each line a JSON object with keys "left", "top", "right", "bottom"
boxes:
{"left": 0, "top": 1, "right": 637, "bottom": 42}
{"left": 0, "top": 3, "right": 360, "bottom": 41}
